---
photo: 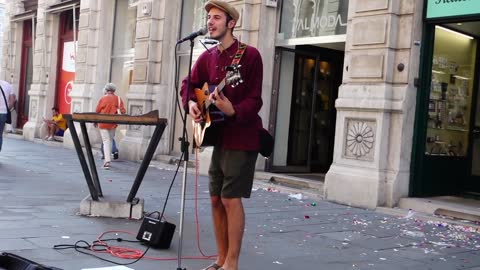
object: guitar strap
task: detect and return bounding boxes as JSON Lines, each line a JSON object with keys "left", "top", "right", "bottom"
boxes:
{"left": 231, "top": 41, "right": 247, "bottom": 66}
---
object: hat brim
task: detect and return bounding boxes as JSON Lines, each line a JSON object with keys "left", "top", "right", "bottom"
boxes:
{"left": 205, "top": 1, "right": 239, "bottom": 22}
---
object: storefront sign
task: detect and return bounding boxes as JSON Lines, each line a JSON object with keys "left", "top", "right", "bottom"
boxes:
{"left": 427, "top": 0, "right": 480, "bottom": 19}
{"left": 294, "top": 14, "right": 347, "bottom": 34}
{"left": 58, "top": 41, "right": 76, "bottom": 114}
{"left": 279, "top": 0, "right": 348, "bottom": 39}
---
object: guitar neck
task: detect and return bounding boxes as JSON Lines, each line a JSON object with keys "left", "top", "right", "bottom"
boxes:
{"left": 217, "top": 79, "right": 226, "bottom": 94}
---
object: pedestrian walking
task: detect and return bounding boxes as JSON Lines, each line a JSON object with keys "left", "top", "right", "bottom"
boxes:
{"left": 0, "top": 80, "right": 16, "bottom": 152}
{"left": 95, "top": 83, "right": 125, "bottom": 169}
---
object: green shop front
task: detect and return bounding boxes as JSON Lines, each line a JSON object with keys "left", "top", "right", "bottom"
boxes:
{"left": 412, "top": 0, "right": 480, "bottom": 197}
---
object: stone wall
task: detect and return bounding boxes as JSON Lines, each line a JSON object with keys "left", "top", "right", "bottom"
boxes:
{"left": 324, "top": 0, "right": 424, "bottom": 208}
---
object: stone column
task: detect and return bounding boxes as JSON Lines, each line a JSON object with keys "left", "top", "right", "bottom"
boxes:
{"left": 22, "top": 0, "right": 55, "bottom": 141}
{"left": 324, "top": 0, "right": 423, "bottom": 208}
{"left": 1, "top": 0, "right": 23, "bottom": 82}
{"left": 248, "top": 0, "right": 276, "bottom": 169}
{"left": 121, "top": 0, "right": 174, "bottom": 161}
{"left": 63, "top": 0, "right": 114, "bottom": 148}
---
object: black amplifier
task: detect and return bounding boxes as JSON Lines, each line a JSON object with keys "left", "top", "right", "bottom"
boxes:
{"left": 136, "top": 216, "right": 176, "bottom": 249}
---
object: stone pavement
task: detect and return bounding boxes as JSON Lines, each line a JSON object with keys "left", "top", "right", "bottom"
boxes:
{"left": 0, "top": 136, "right": 480, "bottom": 270}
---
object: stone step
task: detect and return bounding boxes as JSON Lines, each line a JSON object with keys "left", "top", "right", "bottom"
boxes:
{"left": 398, "top": 196, "right": 480, "bottom": 223}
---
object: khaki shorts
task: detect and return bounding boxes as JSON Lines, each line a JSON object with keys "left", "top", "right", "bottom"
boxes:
{"left": 208, "top": 147, "right": 258, "bottom": 198}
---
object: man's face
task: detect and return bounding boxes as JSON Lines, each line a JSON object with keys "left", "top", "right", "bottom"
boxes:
{"left": 207, "top": 7, "right": 232, "bottom": 41}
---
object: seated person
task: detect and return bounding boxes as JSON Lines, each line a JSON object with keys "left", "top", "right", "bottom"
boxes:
{"left": 43, "top": 107, "right": 67, "bottom": 141}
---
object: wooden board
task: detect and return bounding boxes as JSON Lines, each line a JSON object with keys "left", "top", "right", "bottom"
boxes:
{"left": 65, "top": 110, "right": 167, "bottom": 125}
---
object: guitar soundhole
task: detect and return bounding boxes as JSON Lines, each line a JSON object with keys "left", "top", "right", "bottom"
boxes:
{"left": 204, "top": 90, "right": 209, "bottom": 96}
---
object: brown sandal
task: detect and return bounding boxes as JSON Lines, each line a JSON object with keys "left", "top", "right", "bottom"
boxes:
{"left": 202, "top": 263, "right": 221, "bottom": 270}
{"left": 102, "top": 162, "right": 110, "bottom": 169}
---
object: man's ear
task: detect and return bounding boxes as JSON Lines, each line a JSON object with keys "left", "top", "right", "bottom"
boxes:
{"left": 228, "top": 19, "right": 236, "bottom": 29}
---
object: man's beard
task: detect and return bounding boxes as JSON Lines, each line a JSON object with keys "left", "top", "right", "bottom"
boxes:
{"left": 212, "top": 27, "right": 228, "bottom": 41}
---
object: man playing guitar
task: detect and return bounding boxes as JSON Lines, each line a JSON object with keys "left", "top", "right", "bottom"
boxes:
{"left": 180, "top": 1, "right": 263, "bottom": 270}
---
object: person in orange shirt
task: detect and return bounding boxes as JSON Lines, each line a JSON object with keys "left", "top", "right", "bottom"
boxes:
{"left": 95, "top": 83, "right": 126, "bottom": 169}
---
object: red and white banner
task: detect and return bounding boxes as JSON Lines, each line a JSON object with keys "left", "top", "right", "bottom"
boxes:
{"left": 57, "top": 41, "right": 76, "bottom": 114}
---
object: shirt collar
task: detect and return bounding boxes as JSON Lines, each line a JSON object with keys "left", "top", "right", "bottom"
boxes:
{"left": 215, "top": 39, "right": 239, "bottom": 56}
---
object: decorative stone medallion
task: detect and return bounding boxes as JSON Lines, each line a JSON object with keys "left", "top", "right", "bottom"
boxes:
{"left": 344, "top": 119, "right": 375, "bottom": 160}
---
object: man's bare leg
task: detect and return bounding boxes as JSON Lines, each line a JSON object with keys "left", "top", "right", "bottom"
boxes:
{"left": 47, "top": 125, "right": 55, "bottom": 138}
{"left": 220, "top": 198, "right": 244, "bottom": 270}
{"left": 209, "top": 196, "right": 228, "bottom": 269}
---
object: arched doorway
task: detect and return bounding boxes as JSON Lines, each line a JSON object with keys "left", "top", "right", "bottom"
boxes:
{"left": 17, "top": 19, "right": 34, "bottom": 128}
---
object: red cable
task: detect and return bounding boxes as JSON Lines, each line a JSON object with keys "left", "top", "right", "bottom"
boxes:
{"left": 88, "top": 230, "right": 215, "bottom": 261}
{"left": 195, "top": 147, "right": 217, "bottom": 259}
{"left": 85, "top": 150, "right": 217, "bottom": 261}
{"left": 90, "top": 230, "right": 145, "bottom": 259}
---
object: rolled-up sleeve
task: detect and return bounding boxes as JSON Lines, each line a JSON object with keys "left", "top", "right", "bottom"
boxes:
{"left": 180, "top": 53, "right": 208, "bottom": 110}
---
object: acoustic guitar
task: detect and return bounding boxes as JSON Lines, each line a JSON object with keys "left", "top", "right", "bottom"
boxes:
{"left": 193, "top": 64, "right": 243, "bottom": 147}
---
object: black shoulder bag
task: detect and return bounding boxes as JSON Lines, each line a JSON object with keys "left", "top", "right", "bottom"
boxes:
{"left": 0, "top": 86, "right": 12, "bottom": 124}
{"left": 259, "top": 128, "right": 274, "bottom": 158}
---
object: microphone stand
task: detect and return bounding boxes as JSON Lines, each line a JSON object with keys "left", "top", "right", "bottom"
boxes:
{"left": 176, "top": 37, "right": 195, "bottom": 270}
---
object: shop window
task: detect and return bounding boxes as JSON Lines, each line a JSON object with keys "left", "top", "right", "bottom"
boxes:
{"left": 279, "top": 0, "right": 348, "bottom": 40}
{"left": 110, "top": 0, "right": 137, "bottom": 99}
{"left": 178, "top": 0, "right": 208, "bottom": 51}
{"left": 24, "top": 0, "right": 38, "bottom": 12}
{"left": 425, "top": 26, "right": 477, "bottom": 157}
{"left": 62, "top": 8, "right": 79, "bottom": 34}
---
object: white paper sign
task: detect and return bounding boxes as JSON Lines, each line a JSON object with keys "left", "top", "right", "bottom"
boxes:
{"left": 265, "top": 0, "right": 277, "bottom": 7}
{"left": 82, "top": 266, "right": 134, "bottom": 270}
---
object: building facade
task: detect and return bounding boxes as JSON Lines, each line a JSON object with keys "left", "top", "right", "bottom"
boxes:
{"left": 2, "top": 0, "right": 479, "bottom": 209}
{"left": 0, "top": 0, "right": 5, "bottom": 68}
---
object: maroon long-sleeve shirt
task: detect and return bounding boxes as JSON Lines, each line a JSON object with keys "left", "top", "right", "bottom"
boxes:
{"left": 181, "top": 39, "right": 263, "bottom": 151}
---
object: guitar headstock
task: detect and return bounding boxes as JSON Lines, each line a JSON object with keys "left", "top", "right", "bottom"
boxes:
{"left": 226, "top": 64, "right": 243, "bottom": 88}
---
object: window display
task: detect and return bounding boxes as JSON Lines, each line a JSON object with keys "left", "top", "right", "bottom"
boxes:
{"left": 110, "top": 0, "right": 136, "bottom": 99}
{"left": 425, "top": 26, "right": 477, "bottom": 156}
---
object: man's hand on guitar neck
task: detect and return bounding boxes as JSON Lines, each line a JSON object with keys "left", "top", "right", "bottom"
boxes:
{"left": 209, "top": 91, "right": 235, "bottom": 117}
{"left": 188, "top": 100, "right": 203, "bottom": 123}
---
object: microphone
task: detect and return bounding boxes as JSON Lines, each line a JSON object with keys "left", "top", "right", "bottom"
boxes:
{"left": 176, "top": 28, "right": 208, "bottom": 44}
